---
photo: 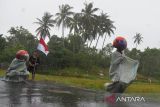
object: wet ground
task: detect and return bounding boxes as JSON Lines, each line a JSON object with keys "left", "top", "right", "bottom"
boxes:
{"left": 0, "top": 80, "right": 159, "bottom": 107}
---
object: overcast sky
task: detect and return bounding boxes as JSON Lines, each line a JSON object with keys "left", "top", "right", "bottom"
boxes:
{"left": 0, "top": 0, "right": 160, "bottom": 50}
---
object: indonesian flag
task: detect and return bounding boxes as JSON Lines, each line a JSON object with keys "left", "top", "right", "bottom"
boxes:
{"left": 37, "top": 37, "right": 49, "bottom": 56}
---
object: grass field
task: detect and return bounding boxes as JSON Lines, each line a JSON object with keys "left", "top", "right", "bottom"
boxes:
{"left": 0, "top": 69, "right": 160, "bottom": 93}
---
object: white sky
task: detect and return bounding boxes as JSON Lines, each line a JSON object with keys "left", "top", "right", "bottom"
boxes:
{"left": 0, "top": 0, "right": 160, "bottom": 50}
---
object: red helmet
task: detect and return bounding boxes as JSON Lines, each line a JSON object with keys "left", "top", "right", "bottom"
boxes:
{"left": 113, "top": 36, "right": 127, "bottom": 50}
{"left": 16, "top": 50, "right": 29, "bottom": 61}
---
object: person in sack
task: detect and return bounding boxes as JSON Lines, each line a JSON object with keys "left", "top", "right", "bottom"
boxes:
{"left": 27, "top": 50, "right": 40, "bottom": 80}
{"left": 6, "top": 50, "right": 30, "bottom": 81}
{"left": 105, "top": 36, "right": 139, "bottom": 93}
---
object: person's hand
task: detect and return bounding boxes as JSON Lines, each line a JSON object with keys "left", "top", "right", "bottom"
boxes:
{"left": 29, "top": 62, "right": 34, "bottom": 67}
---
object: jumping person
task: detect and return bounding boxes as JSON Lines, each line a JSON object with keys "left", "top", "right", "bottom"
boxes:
{"left": 106, "top": 36, "right": 139, "bottom": 93}
{"left": 27, "top": 51, "right": 40, "bottom": 80}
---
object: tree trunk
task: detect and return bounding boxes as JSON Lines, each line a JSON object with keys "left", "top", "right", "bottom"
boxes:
{"left": 86, "top": 40, "right": 89, "bottom": 48}
{"left": 95, "top": 35, "right": 100, "bottom": 48}
{"left": 89, "top": 39, "right": 93, "bottom": 48}
{"left": 62, "top": 22, "right": 65, "bottom": 48}
{"left": 102, "top": 35, "right": 107, "bottom": 49}
{"left": 136, "top": 43, "right": 138, "bottom": 49}
{"left": 73, "top": 36, "right": 76, "bottom": 53}
{"left": 79, "top": 36, "right": 85, "bottom": 52}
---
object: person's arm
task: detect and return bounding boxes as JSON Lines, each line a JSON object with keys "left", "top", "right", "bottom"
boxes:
{"left": 36, "top": 57, "right": 40, "bottom": 65}
{"left": 28, "top": 56, "right": 35, "bottom": 67}
{"left": 28, "top": 61, "right": 34, "bottom": 67}
{"left": 111, "top": 52, "right": 125, "bottom": 65}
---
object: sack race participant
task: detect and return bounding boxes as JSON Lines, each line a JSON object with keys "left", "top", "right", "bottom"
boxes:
{"left": 105, "top": 36, "right": 139, "bottom": 93}
{"left": 5, "top": 50, "right": 30, "bottom": 82}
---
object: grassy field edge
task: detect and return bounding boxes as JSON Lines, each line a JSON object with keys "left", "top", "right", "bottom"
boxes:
{"left": 0, "top": 69, "right": 160, "bottom": 93}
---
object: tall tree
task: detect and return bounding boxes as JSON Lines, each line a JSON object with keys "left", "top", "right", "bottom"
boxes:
{"left": 8, "top": 26, "right": 38, "bottom": 53}
{"left": 68, "top": 13, "right": 82, "bottom": 35}
{"left": 81, "top": 2, "right": 99, "bottom": 44}
{"left": 35, "top": 12, "right": 55, "bottom": 38}
{"left": 0, "top": 34, "right": 6, "bottom": 51}
{"left": 95, "top": 12, "right": 115, "bottom": 48}
{"left": 133, "top": 33, "right": 143, "bottom": 48}
{"left": 101, "top": 13, "right": 115, "bottom": 49}
{"left": 55, "top": 4, "right": 74, "bottom": 46}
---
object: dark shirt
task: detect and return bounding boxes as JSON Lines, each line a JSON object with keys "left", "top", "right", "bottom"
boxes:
{"left": 28, "top": 56, "right": 40, "bottom": 69}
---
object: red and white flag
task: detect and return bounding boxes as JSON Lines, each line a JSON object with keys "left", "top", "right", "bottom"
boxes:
{"left": 37, "top": 37, "right": 49, "bottom": 56}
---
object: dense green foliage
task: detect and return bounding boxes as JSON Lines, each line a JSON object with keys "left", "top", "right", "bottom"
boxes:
{"left": 0, "top": 27, "right": 38, "bottom": 62}
{"left": 1, "top": 27, "right": 160, "bottom": 80}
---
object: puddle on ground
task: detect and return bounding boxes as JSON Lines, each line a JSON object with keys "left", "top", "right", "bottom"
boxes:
{"left": 0, "top": 80, "right": 159, "bottom": 107}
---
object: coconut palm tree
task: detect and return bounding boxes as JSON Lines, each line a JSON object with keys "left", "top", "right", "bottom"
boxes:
{"left": 68, "top": 13, "right": 82, "bottom": 35}
{"left": 95, "top": 12, "right": 115, "bottom": 48}
{"left": 34, "top": 12, "right": 55, "bottom": 39}
{"left": 55, "top": 4, "right": 74, "bottom": 46}
{"left": 81, "top": 2, "right": 99, "bottom": 44}
{"left": 101, "top": 15, "right": 115, "bottom": 49}
{"left": 133, "top": 33, "right": 143, "bottom": 48}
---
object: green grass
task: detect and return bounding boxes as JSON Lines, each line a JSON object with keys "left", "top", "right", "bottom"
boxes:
{"left": 0, "top": 69, "right": 5, "bottom": 76}
{"left": 126, "top": 83, "right": 160, "bottom": 93}
{"left": 35, "top": 73, "right": 107, "bottom": 90}
{"left": 0, "top": 69, "right": 160, "bottom": 93}
{"left": 0, "top": 69, "right": 108, "bottom": 90}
